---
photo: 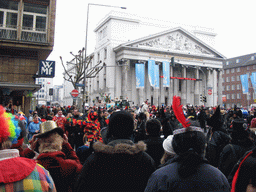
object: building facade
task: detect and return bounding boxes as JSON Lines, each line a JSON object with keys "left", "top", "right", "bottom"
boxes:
{"left": 222, "top": 53, "right": 256, "bottom": 109}
{"left": 0, "top": 0, "right": 56, "bottom": 115}
{"left": 62, "top": 11, "right": 225, "bottom": 108}
{"left": 86, "top": 12, "right": 225, "bottom": 107}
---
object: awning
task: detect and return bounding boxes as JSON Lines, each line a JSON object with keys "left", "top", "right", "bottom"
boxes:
{"left": 0, "top": 82, "right": 41, "bottom": 93}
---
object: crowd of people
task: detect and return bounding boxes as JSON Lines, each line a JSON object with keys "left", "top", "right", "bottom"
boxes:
{"left": 1, "top": 97, "right": 256, "bottom": 191}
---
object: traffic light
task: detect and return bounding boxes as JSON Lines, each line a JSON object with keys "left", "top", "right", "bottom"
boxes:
{"left": 200, "top": 94, "right": 203, "bottom": 102}
{"left": 203, "top": 96, "right": 207, "bottom": 103}
{"left": 49, "top": 88, "right": 53, "bottom": 96}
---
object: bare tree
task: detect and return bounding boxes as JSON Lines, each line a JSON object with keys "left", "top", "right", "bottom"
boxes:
{"left": 60, "top": 48, "right": 105, "bottom": 105}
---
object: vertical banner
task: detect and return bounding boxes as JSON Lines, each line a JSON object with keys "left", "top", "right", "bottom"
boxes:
{"left": 135, "top": 63, "right": 145, "bottom": 88}
{"left": 240, "top": 74, "right": 249, "bottom": 93}
{"left": 251, "top": 72, "right": 256, "bottom": 93}
{"left": 148, "top": 60, "right": 155, "bottom": 87}
{"left": 162, "top": 61, "right": 170, "bottom": 87}
{"left": 155, "top": 64, "right": 159, "bottom": 88}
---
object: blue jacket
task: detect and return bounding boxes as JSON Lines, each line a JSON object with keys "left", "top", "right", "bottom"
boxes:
{"left": 28, "top": 122, "right": 41, "bottom": 133}
{"left": 145, "top": 161, "right": 230, "bottom": 192}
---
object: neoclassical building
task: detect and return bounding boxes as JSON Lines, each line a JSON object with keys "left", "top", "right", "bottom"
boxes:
{"left": 68, "top": 11, "right": 226, "bottom": 107}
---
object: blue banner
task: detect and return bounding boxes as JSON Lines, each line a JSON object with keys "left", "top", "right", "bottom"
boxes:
{"left": 148, "top": 60, "right": 155, "bottom": 87}
{"left": 155, "top": 64, "right": 159, "bottom": 88}
{"left": 251, "top": 72, "right": 256, "bottom": 93}
{"left": 240, "top": 74, "right": 249, "bottom": 93}
{"left": 135, "top": 63, "right": 145, "bottom": 88}
{"left": 162, "top": 61, "right": 170, "bottom": 87}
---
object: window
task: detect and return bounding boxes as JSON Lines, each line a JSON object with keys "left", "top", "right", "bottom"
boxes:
{"left": 97, "top": 52, "right": 100, "bottom": 63}
{"left": 227, "top": 94, "right": 230, "bottom": 99}
{"left": 237, "top": 93, "right": 241, "bottom": 99}
{"left": 226, "top": 77, "right": 230, "bottom": 82}
{"left": 236, "top": 67, "right": 240, "bottom": 72}
{"left": 179, "top": 80, "right": 181, "bottom": 91}
{"left": 231, "top": 76, "right": 235, "bottom": 81}
{"left": 236, "top": 76, "right": 240, "bottom": 81}
{"left": 232, "top": 94, "right": 236, "bottom": 99}
{"left": 226, "top": 61, "right": 229, "bottom": 65}
{"left": 226, "top": 85, "right": 230, "bottom": 91}
{"left": 0, "top": 1, "right": 18, "bottom": 10}
{"left": 252, "top": 56, "right": 255, "bottom": 60}
{"left": 237, "top": 84, "right": 241, "bottom": 90}
{"left": 226, "top": 69, "right": 230, "bottom": 74}
{"left": 231, "top": 69, "right": 235, "bottom": 73}
{"left": 236, "top": 59, "right": 240, "bottom": 63}
{"left": 22, "top": 3, "right": 47, "bottom": 31}
{"left": 232, "top": 85, "right": 236, "bottom": 90}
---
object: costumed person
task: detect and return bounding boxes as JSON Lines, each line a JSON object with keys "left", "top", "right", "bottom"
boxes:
{"left": 28, "top": 115, "right": 41, "bottom": 140}
{"left": 28, "top": 121, "right": 83, "bottom": 192}
{"left": 0, "top": 106, "right": 56, "bottom": 191}
{"left": 52, "top": 110, "right": 66, "bottom": 132}
{"left": 218, "top": 118, "right": 254, "bottom": 180}
{"left": 74, "top": 111, "right": 155, "bottom": 192}
{"left": 84, "top": 111, "right": 102, "bottom": 143}
{"left": 145, "top": 96, "right": 230, "bottom": 192}
{"left": 205, "top": 105, "right": 231, "bottom": 167}
{"left": 229, "top": 146, "right": 256, "bottom": 192}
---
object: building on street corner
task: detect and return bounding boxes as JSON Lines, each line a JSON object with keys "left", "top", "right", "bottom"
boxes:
{"left": 0, "top": 0, "right": 56, "bottom": 115}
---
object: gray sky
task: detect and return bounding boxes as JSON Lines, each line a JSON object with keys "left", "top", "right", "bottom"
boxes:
{"left": 49, "top": 0, "right": 256, "bottom": 85}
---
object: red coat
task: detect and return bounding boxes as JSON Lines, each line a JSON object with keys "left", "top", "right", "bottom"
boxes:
{"left": 36, "top": 142, "right": 83, "bottom": 192}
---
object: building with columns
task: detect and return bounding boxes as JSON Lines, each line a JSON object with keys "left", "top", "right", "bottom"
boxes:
{"left": 66, "top": 11, "right": 226, "bottom": 108}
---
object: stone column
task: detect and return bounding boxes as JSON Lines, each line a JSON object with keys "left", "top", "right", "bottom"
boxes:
{"left": 194, "top": 67, "right": 200, "bottom": 105}
{"left": 169, "top": 66, "right": 174, "bottom": 105}
{"left": 181, "top": 66, "right": 187, "bottom": 105}
{"left": 218, "top": 69, "right": 223, "bottom": 106}
{"left": 121, "top": 60, "right": 129, "bottom": 100}
{"left": 213, "top": 69, "right": 218, "bottom": 107}
{"left": 207, "top": 68, "right": 214, "bottom": 107}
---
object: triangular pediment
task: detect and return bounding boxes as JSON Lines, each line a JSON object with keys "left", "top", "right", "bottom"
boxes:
{"left": 121, "top": 27, "right": 224, "bottom": 58}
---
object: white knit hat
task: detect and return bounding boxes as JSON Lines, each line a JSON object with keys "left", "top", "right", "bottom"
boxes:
{"left": 162, "top": 135, "right": 176, "bottom": 155}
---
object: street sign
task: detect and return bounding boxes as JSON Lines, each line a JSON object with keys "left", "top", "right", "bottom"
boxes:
{"left": 75, "top": 83, "right": 85, "bottom": 87}
{"left": 70, "top": 89, "right": 79, "bottom": 97}
{"left": 208, "top": 89, "right": 212, "bottom": 95}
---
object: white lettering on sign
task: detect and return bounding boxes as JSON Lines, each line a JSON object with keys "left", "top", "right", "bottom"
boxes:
{"left": 41, "top": 61, "right": 53, "bottom": 75}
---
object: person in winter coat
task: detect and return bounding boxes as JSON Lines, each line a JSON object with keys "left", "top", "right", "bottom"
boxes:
{"left": 143, "top": 119, "right": 165, "bottom": 167}
{"left": 134, "top": 112, "right": 147, "bottom": 142}
{"left": 218, "top": 118, "right": 255, "bottom": 180}
{"left": 205, "top": 106, "right": 231, "bottom": 167}
{"left": 74, "top": 111, "right": 155, "bottom": 192}
{"left": 28, "top": 121, "right": 83, "bottom": 192}
{"left": 145, "top": 96, "right": 230, "bottom": 192}
{"left": 0, "top": 106, "right": 56, "bottom": 192}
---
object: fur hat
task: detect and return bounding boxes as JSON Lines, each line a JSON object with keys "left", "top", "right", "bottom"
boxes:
{"left": 108, "top": 111, "right": 134, "bottom": 139}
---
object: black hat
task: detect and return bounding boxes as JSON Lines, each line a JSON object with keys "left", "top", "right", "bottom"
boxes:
{"left": 108, "top": 111, "right": 134, "bottom": 139}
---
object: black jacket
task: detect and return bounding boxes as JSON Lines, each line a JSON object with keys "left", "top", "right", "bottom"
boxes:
{"left": 74, "top": 139, "right": 155, "bottom": 192}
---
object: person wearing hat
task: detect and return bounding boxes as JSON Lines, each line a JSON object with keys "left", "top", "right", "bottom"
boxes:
{"left": 218, "top": 118, "right": 255, "bottom": 180}
{"left": 159, "top": 135, "right": 176, "bottom": 168}
{"left": 145, "top": 96, "right": 230, "bottom": 192}
{"left": 28, "top": 120, "right": 83, "bottom": 192}
{"left": 143, "top": 118, "right": 165, "bottom": 167}
{"left": 0, "top": 106, "right": 57, "bottom": 191}
{"left": 74, "top": 111, "right": 155, "bottom": 192}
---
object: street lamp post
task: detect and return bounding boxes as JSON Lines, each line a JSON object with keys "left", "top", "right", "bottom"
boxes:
{"left": 82, "top": 3, "right": 126, "bottom": 113}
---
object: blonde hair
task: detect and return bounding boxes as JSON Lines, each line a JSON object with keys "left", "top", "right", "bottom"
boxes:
{"left": 38, "top": 132, "right": 63, "bottom": 153}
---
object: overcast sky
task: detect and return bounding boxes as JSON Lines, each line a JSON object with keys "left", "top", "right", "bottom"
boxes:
{"left": 48, "top": 0, "right": 256, "bottom": 85}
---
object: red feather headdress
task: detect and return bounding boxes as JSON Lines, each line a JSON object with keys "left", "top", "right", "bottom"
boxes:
{"left": 172, "top": 96, "right": 191, "bottom": 128}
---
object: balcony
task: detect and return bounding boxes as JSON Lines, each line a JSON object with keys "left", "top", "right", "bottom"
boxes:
{"left": 0, "top": 25, "right": 47, "bottom": 43}
{"left": 0, "top": 25, "right": 17, "bottom": 40}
